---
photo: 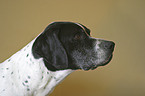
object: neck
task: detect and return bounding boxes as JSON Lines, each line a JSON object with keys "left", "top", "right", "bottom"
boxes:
{"left": 2, "top": 39, "right": 74, "bottom": 96}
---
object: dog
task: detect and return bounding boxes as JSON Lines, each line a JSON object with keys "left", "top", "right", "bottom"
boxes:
{"left": 0, "top": 22, "right": 115, "bottom": 96}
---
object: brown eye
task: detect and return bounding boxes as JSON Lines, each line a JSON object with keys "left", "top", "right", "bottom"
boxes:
{"left": 74, "top": 34, "right": 81, "bottom": 40}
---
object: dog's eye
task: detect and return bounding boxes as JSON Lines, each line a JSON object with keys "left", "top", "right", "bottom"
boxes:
{"left": 74, "top": 34, "right": 81, "bottom": 40}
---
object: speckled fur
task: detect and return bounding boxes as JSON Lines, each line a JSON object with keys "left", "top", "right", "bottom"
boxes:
{"left": 0, "top": 22, "right": 115, "bottom": 96}
{"left": 0, "top": 39, "right": 73, "bottom": 96}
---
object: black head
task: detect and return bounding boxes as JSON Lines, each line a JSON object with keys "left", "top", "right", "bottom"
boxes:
{"left": 32, "top": 22, "right": 115, "bottom": 71}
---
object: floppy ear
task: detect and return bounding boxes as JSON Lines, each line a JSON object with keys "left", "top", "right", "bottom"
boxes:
{"left": 32, "top": 27, "right": 68, "bottom": 71}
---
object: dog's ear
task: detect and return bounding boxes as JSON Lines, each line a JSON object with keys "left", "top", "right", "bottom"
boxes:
{"left": 32, "top": 26, "right": 68, "bottom": 71}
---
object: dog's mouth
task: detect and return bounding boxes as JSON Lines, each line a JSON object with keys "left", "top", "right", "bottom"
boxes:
{"left": 101, "top": 54, "right": 113, "bottom": 66}
{"left": 80, "top": 54, "right": 113, "bottom": 71}
{"left": 90, "top": 54, "right": 113, "bottom": 70}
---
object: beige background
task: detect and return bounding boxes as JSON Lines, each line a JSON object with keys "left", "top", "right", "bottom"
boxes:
{"left": 0, "top": 0, "right": 145, "bottom": 96}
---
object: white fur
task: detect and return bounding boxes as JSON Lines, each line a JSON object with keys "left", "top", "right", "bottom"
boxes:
{"left": 0, "top": 39, "right": 74, "bottom": 96}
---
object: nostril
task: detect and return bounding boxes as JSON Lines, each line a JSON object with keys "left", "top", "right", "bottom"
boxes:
{"left": 105, "top": 42, "right": 115, "bottom": 50}
{"left": 100, "top": 41, "right": 115, "bottom": 50}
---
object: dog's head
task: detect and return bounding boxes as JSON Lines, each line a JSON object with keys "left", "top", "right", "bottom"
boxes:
{"left": 32, "top": 22, "right": 115, "bottom": 71}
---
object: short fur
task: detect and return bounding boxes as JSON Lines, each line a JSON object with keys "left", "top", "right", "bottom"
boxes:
{"left": 0, "top": 22, "right": 115, "bottom": 96}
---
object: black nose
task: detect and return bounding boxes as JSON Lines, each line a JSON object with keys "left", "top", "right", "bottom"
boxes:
{"left": 100, "top": 41, "right": 115, "bottom": 50}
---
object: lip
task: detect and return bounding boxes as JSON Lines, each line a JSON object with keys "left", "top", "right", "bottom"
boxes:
{"left": 81, "top": 54, "right": 113, "bottom": 71}
{"left": 91, "top": 54, "right": 113, "bottom": 70}
{"left": 101, "top": 54, "right": 113, "bottom": 66}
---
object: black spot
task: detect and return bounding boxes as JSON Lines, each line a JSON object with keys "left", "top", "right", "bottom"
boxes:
{"left": 56, "top": 79, "right": 59, "bottom": 82}
{"left": 41, "top": 76, "right": 43, "bottom": 79}
{"left": 6, "top": 68, "right": 9, "bottom": 70}
{"left": 26, "top": 54, "right": 29, "bottom": 57}
{"left": 2, "top": 76, "right": 5, "bottom": 78}
{"left": 47, "top": 72, "right": 49, "bottom": 74}
{"left": 27, "top": 88, "right": 30, "bottom": 91}
{"left": 11, "top": 72, "right": 14, "bottom": 75}
{"left": 8, "top": 59, "right": 11, "bottom": 62}
{"left": 22, "top": 82, "right": 25, "bottom": 86}
{"left": 54, "top": 77, "right": 56, "bottom": 79}
{"left": 28, "top": 76, "right": 31, "bottom": 79}
{"left": 25, "top": 80, "right": 28, "bottom": 83}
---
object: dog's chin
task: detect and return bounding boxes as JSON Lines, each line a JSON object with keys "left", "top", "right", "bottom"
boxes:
{"left": 81, "top": 54, "right": 113, "bottom": 71}
{"left": 100, "top": 54, "right": 113, "bottom": 66}
{"left": 92, "top": 55, "right": 113, "bottom": 70}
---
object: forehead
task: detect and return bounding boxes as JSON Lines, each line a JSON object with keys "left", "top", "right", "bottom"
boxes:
{"left": 75, "top": 23, "right": 90, "bottom": 35}
{"left": 75, "top": 23, "right": 86, "bottom": 32}
{"left": 45, "top": 22, "right": 90, "bottom": 36}
{"left": 60, "top": 22, "right": 90, "bottom": 35}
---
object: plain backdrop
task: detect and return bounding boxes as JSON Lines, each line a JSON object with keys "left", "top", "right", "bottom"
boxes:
{"left": 0, "top": 0, "right": 145, "bottom": 96}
